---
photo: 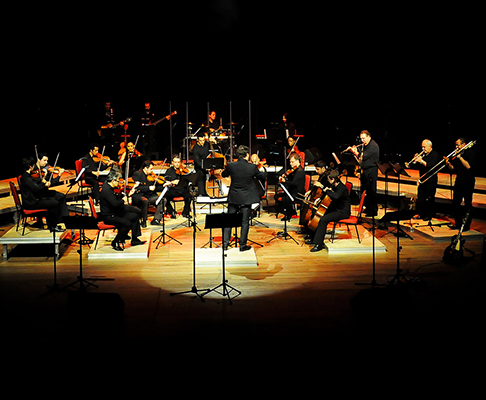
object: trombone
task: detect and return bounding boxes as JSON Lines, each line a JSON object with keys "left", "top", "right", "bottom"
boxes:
{"left": 418, "top": 140, "right": 476, "bottom": 185}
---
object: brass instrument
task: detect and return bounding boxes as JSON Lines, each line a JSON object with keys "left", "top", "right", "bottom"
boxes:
{"left": 405, "top": 150, "right": 426, "bottom": 168}
{"left": 418, "top": 140, "right": 476, "bottom": 185}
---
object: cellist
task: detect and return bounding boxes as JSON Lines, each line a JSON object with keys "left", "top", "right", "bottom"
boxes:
{"left": 299, "top": 160, "right": 329, "bottom": 229}
{"left": 306, "top": 169, "right": 350, "bottom": 253}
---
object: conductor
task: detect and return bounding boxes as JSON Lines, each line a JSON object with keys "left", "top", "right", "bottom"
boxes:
{"left": 222, "top": 145, "right": 268, "bottom": 252}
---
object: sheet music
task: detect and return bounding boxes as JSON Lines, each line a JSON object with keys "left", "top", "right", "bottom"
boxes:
{"left": 155, "top": 186, "right": 169, "bottom": 206}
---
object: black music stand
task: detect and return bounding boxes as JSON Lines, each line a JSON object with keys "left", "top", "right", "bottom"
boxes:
{"left": 267, "top": 183, "right": 298, "bottom": 245}
{"left": 153, "top": 186, "right": 182, "bottom": 248}
{"left": 202, "top": 157, "right": 225, "bottom": 198}
{"left": 62, "top": 216, "right": 114, "bottom": 291}
{"left": 201, "top": 213, "right": 243, "bottom": 304}
{"left": 376, "top": 161, "right": 396, "bottom": 218}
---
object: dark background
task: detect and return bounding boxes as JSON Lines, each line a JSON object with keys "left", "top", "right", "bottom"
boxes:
{"left": 5, "top": 2, "right": 484, "bottom": 179}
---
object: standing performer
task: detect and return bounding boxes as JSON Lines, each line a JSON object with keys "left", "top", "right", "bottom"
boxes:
{"left": 222, "top": 145, "right": 267, "bottom": 251}
{"left": 275, "top": 152, "right": 306, "bottom": 221}
{"left": 192, "top": 131, "right": 220, "bottom": 196}
{"left": 348, "top": 130, "right": 380, "bottom": 217}
{"left": 164, "top": 155, "right": 193, "bottom": 219}
{"left": 447, "top": 137, "right": 476, "bottom": 231}
{"left": 19, "top": 156, "right": 66, "bottom": 232}
{"left": 131, "top": 160, "right": 166, "bottom": 227}
{"left": 99, "top": 170, "right": 146, "bottom": 251}
{"left": 414, "top": 139, "right": 441, "bottom": 220}
{"left": 308, "top": 169, "right": 351, "bottom": 252}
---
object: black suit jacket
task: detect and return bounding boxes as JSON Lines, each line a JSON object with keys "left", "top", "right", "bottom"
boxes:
{"left": 222, "top": 158, "right": 267, "bottom": 205}
{"left": 277, "top": 166, "right": 306, "bottom": 198}
{"left": 99, "top": 181, "right": 125, "bottom": 216}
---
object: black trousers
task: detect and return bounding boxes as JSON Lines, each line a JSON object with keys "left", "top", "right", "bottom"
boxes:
{"left": 312, "top": 210, "right": 350, "bottom": 246}
{"left": 223, "top": 204, "right": 252, "bottom": 248}
{"left": 132, "top": 193, "right": 164, "bottom": 222}
{"left": 360, "top": 167, "right": 378, "bottom": 214}
{"left": 452, "top": 178, "right": 475, "bottom": 228}
{"left": 417, "top": 180, "right": 437, "bottom": 219}
{"left": 101, "top": 206, "right": 142, "bottom": 243}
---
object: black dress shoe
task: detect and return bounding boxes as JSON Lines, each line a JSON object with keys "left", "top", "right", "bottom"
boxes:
{"left": 141, "top": 221, "right": 147, "bottom": 228}
{"left": 170, "top": 212, "right": 177, "bottom": 219}
{"left": 50, "top": 226, "right": 65, "bottom": 233}
{"left": 240, "top": 245, "right": 252, "bottom": 252}
{"left": 151, "top": 219, "right": 162, "bottom": 226}
{"left": 131, "top": 239, "right": 146, "bottom": 247}
{"left": 111, "top": 241, "right": 124, "bottom": 251}
{"left": 310, "top": 244, "right": 327, "bottom": 252}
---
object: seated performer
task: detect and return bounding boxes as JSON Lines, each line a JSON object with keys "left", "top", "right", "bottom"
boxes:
{"left": 36, "top": 152, "right": 69, "bottom": 219}
{"left": 164, "top": 155, "right": 192, "bottom": 219}
{"left": 222, "top": 145, "right": 268, "bottom": 251}
{"left": 81, "top": 142, "right": 115, "bottom": 205}
{"left": 308, "top": 169, "right": 351, "bottom": 252}
{"left": 99, "top": 170, "right": 146, "bottom": 251}
{"left": 299, "top": 160, "right": 329, "bottom": 229}
{"left": 19, "top": 156, "right": 66, "bottom": 232}
{"left": 131, "top": 160, "right": 166, "bottom": 227}
{"left": 275, "top": 151, "right": 306, "bottom": 221}
{"left": 118, "top": 141, "right": 143, "bottom": 177}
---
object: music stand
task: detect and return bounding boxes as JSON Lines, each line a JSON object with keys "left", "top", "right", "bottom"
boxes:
{"left": 62, "top": 216, "right": 114, "bottom": 291}
{"left": 202, "top": 157, "right": 225, "bottom": 198}
{"left": 153, "top": 186, "right": 182, "bottom": 248}
{"left": 201, "top": 213, "right": 243, "bottom": 304}
{"left": 376, "top": 161, "right": 396, "bottom": 217}
{"left": 267, "top": 183, "right": 298, "bottom": 245}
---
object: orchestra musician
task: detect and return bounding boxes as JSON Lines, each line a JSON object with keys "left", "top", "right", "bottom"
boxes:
{"left": 279, "top": 113, "right": 296, "bottom": 136}
{"left": 164, "top": 155, "right": 193, "bottom": 219}
{"left": 36, "top": 152, "right": 69, "bottom": 220}
{"left": 347, "top": 130, "right": 380, "bottom": 217}
{"left": 131, "top": 160, "right": 167, "bottom": 227}
{"left": 275, "top": 151, "right": 306, "bottom": 221}
{"left": 19, "top": 156, "right": 66, "bottom": 232}
{"left": 206, "top": 110, "right": 222, "bottom": 132}
{"left": 299, "top": 160, "right": 329, "bottom": 230}
{"left": 414, "top": 139, "right": 441, "bottom": 221}
{"left": 81, "top": 142, "right": 116, "bottom": 205}
{"left": 250, "top": 153, "right": 267, "bottom": 198}
{"left": 286, "top": 135, "right": 305, "bottom": 167}
{"left": 192, "top": 131, "right": 221, "bottom": 197}
{"left": 221, "top": 145, "right": 268, "bottom": 252}
{"left": 99, "top": 101, "right": 127, "bottom": 159}
{"left": 140, "top": 102, "right": 157, "bottom": 157}
{"left": 99, "top": 170, "right": 146, "bottom": 251}
{"left": 307, "top": 169, "right": 351, "bottom": 252}
{"left": 118, "top": 141, "right": 143, "bottom": 177}
{"left": 446, "top": 137, "right": 477, "bottom": 231}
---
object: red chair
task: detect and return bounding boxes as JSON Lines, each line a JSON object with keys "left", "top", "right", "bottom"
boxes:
{"left": 330, "top": 190, "right": 366, "bottom": 244}
{"left": 88, "top": 196, "right": 116, "bottom": 250}
{"left": 75, "top": 159, "right": 94, "bottom": 199}
{"left": 10, "top": 181, "right": 47, "bottom": 236}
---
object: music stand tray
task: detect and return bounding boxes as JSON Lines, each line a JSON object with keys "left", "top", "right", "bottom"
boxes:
{"left": 202, "top": 157, "right": 225, "bottom": 170}
{"left": 201, "top": 213, "right": 243, "bottom": 304}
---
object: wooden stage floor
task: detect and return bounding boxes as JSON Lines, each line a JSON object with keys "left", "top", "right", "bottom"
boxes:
{"left": 1, "top": 196, "right": 486, "bottom": 356}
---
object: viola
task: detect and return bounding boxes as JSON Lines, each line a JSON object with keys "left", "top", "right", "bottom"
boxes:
{"left": 175, "top": 166, "right": 190, "bottom": 175}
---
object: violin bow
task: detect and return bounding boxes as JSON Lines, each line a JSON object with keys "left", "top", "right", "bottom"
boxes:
{"left": 97, "top": 145, "right": 106, "bottom": 173}
{"left": 48, "top": 152, "right": 60, "bottom": 183}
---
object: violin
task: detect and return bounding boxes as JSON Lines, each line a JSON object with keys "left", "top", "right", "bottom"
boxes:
{"left": 175, "top": 166, "right": 190, "bottom": 175}
{"left": 93, "top": 153, "right": 113, "bottom": 164}
{"left": 147, "top": 172, "right": 166, "bottom": 185}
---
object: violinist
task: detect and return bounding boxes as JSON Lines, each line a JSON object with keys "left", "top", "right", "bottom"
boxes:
{"left": 81, "top": 142, "right": 116, "bottom": 205}
{"left": 308, "top": 169, "right": 350, "bottom": 252}
{"left": 192, "top": 131, "right": 221, "bottom": 196}
{"left": 347, "top": 130, "right": 379, "bottom": 217}
{"left": 19, "top": 157, "right": 66, "bottom": 232}
{"left": 131, "top": 160, "right": 166, "bottom": 227}
{"left": 251, "top": 153, "right": 267, "bottom": 198}
{"left": 99, "top": 170, "right": 145, "bottom": 251}
{"left": 35, "top": 152, "right": 69, "bottom": 219}
{"left": 275, "top": 152, "right": 306, "bottom": 221}
{"left": 118, "top": 141, "right": 143, "bottom": 177}
{"left": 164, "top": 155, "right": 192, "bottom": 219}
